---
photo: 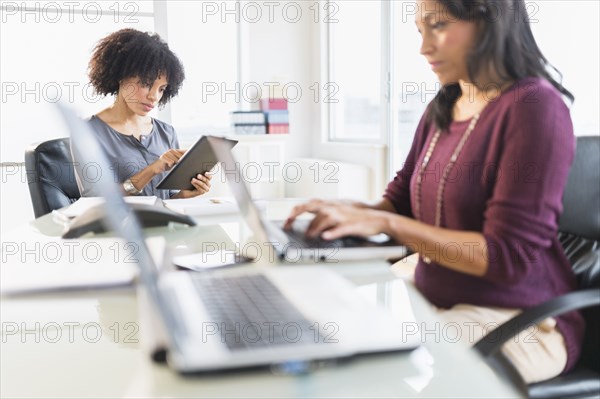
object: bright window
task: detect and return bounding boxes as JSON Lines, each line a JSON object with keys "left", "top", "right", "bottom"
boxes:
{"left": 528, "top": 0, "right": 599, "bottom": 135}
{"left": 326, "top": 0, "right": 381, "bottom": 142}
{"left": 165, "top": 1, "right": 239, "bottom": 146}
{"left": 324, "top": 0, "right": 599, "bottom": 173}
{"left": 0, "top": 0, "right": 240, "bottom": 161}
{"left": 390, "top": 0, "right": 439, "bottom": 177}
{"left": 0, "top": 1, "right": 155, "bottom": 161}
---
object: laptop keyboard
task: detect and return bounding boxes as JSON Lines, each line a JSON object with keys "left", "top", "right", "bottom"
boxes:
{"left": 191, "top": 274, "right": 324, "bottom": 350}
{"left": 284, "top": 228, "right": 367, "bottom": 249}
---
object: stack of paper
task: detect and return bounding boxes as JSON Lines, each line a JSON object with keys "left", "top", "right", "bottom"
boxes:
{"left": 0, "top": 237, "right": 167, "bottom": 295}
{"left": 60, "top": 196, "right": 163, "bottom": 218}
{"left": 0, "top": 237, "right": 139, "bottom": 295}
{"left": 163, "top": 197, "right": 260, "bottom": 216}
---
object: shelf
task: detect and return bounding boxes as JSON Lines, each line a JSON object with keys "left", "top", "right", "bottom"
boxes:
{"left": 224, "top": 134, "right": 290, "bottom": 141}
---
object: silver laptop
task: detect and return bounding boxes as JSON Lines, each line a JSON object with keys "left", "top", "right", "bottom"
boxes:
{"left": 206, "top": 136, "right": 409, "bottom": 263}
{"left": 60, "top": 103, "right": 419, "bottom": 372}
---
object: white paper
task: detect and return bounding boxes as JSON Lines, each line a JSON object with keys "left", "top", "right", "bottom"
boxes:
{"left": 60, "top": 196, "right": 163, "bottom": 218}
{"left": 123, "top": 196, "right": 163, "bottom": 207}
{"left": 60, "top": 197, "right": 104, "bottom": 217}
{"left": 162, "top": 197, "right": 266, "bottom": 216}
{"left": 172, "top": 250, "right": 246, "bottom": 271}
{"left": 0, "top": 237, "right": 141, "bottom": 295}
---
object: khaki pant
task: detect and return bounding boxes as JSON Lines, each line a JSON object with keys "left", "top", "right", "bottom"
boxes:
{"left": 434, "top": 304, "right": 568, "bottom": 384}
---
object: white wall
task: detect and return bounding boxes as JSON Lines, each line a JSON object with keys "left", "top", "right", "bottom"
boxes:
{"left": 243, "top": 1, "right": 313, "bottom": 161}
{"left": 241, "top": 2, "right": 385, "bottom": 200}
{"left": 1, "top": 165, "right": 34, "bottom": 235}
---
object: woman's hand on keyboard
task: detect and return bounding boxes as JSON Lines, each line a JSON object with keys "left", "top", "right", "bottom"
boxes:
{"left": 285, "top": 200, "right": 393, "bottom": 240}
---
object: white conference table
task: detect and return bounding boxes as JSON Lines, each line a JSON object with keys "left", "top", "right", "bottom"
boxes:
{"left": 0, "top": 199, "right": 521, "bottom": 398}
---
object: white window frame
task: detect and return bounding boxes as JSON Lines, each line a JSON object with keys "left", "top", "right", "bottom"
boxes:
{"left": 322, "top": 0, "right": 391, "bottom": 146}
{"left": 323, "top": 0, "right": 600, "bottom": 181}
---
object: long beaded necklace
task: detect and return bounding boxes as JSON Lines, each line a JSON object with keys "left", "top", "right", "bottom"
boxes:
{"left": 414, "top": 113, "right": 481, "bottom": 264}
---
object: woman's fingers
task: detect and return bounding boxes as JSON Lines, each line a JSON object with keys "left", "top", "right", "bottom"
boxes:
{"left": 322, "top": 209, "right": 390, "bottom": 240}
{"left": 305, "top": 208, "right": 340, "bottom": 238}
{"left": 322, "top": 224, "right": 357, "bottom": 240}
{"left": 159, "top": 153, "right": 177, "bottom": 169}
{"left": 157, "top": 149, "right": 186, "bottom": 172}
{"left": 191, "top": 180, "right": 209, "bottom": 193}
{"left": 283, "top": 199, "right": 324, "bottom": 229}
{"left": 190, "top": 174, "right": 211, "bottom": 194}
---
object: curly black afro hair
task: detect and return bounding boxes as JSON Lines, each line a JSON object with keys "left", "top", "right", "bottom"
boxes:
{"left": 88, "top": 29, "right": 185, "bottom": 106}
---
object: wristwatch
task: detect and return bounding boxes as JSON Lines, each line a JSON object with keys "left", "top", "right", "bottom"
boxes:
{"left": 122, "top": 178, "right": 143, "bottom": 196}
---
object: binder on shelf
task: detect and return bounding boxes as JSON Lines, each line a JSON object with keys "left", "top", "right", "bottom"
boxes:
{"left": 264, "top": 110, "right": 289, "bottom": 124}
{"left": 260, "top": 98, "right": 288, "bottom": 111}
{"left": 231, "top": 111, "right": 266, "bottom": 135}
{"left": 267, "top": 124, "right": 289, "bottom": 134}
{"left": 230, "top": 107, "right": 290, "bottom": 135}
{"left": 258, "top": 98, "right": 290, "bottom": 134}
{"left": 231, "top": 111, "right": 266, "bottom": 125}
{"left": 234, "top": 125, "right": 267, "bottom": 135}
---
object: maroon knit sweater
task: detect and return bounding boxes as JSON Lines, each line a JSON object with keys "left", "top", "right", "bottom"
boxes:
{"left": 384, "top": 77, "right": 584, "bottom": 372}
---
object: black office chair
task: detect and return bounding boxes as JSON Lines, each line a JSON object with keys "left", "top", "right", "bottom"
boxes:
{"left": 25, "top": 138, "right": 81, "bottom": 219}
{"left": 475, "top": 136, "right": 600, "bottom": 398}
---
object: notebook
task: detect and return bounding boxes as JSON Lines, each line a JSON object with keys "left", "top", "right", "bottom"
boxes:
{"left": 59, "top": 102, "right": 420, "bottom": 373}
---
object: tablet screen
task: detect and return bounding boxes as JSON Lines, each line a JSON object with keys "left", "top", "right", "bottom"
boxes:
{"left": 156, "top": 135, "right": 238, "bottom": 190}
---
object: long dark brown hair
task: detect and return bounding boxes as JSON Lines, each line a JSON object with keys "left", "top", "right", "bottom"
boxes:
{"left": 427, "top": 0, "right": 574, "bottom": 131}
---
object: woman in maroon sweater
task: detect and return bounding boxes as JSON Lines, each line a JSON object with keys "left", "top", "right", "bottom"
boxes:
{"left": 285, "top": 0, "right": 583, "bottom": 383}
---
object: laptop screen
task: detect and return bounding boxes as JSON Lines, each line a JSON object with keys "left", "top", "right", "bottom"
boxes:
{"left": 56, "top": 102, "right": 167, "bottom": 309}
{"left": 206, "top": 136, "right": 284, "bottom": 249}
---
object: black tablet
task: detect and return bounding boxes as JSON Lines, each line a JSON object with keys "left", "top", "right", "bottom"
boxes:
{"left": 156, "top": 135, "right": 238, "bottom": 190}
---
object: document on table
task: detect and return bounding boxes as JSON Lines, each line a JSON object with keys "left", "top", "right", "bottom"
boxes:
{"left": 59, "top": 196, "right": 163, "bottom": 218}
{"left": 162, "top": 197, "right": 265, "bottom": 216}
{"left": 0, "top": 236, "right": 156, "bottom": 295}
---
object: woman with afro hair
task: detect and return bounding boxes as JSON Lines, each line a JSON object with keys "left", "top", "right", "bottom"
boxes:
{"left": 73, "top": 28, "right": 211, "bottom": 199}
